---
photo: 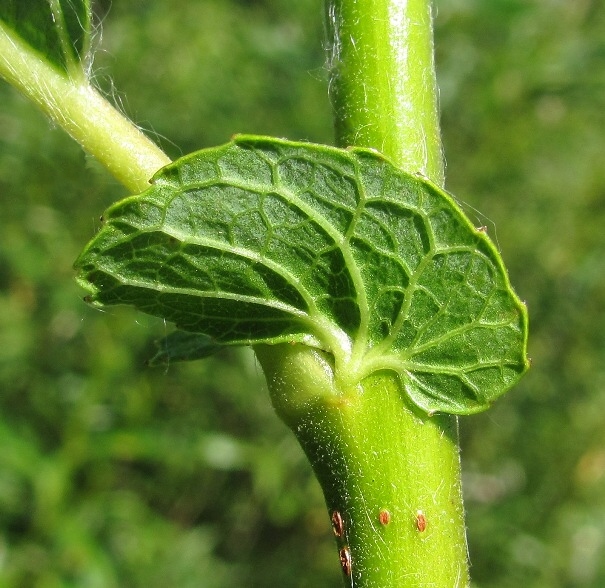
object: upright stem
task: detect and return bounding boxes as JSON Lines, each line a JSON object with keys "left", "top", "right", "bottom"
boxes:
{"left": 328, "top": 0, "right": 468, "bottom": 584}
{"left": 258, "top": 344, "right": 470, "bottom": 587}
{"left": 261, "top": 1, "right": 470, "bottom": 586}
{"left": 326, "top": 0, "right": 444, "bottom": 185}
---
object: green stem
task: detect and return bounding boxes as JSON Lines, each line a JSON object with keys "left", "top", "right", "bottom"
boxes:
{"left": 257, "top": 345, "right": 469, "bottom": 587}
{"left": 328, "top": 0, "right": 469, "bottom": 583}
{"left": 259, "top": 1, "right": 470, "bottom": 586}
{"left": 326, "top": 0, "right": 444, "bottom": 185}
{"left": 0, "top": 21, "right": 170, "bottom": 192}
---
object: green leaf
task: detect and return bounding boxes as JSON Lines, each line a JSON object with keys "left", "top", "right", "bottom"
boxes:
{"left": 149, "top": 331, "right": 223, "bottom": 367}
{"left": 0, "top": 0, "right": 91, "bottom": 76}
{"left": 75, "top": 135, "right": 529, "bottom": 414}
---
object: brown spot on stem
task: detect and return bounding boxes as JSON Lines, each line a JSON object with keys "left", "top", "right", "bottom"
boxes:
{"left": 331, "top": 510, "right": 344, "bottom": 537}
{"left": 379, "top": 509, "right": 391, "bottom": 525}
{"left": 416, "top": 510, "right": 427, "bottom": 532}
{"left": 339, "top": 546, "right": 352, "bottom": 576}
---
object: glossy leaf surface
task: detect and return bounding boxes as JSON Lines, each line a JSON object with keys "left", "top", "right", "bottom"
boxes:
{"left": 0, "top": 0, "right": 91, "bottom": 75}
{"left": 75, "top": 136, "right": 529, "bottom": 414}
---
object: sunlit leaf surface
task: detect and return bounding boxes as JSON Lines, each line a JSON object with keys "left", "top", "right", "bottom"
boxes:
{"left": 76, "top": 135, "right": 529, "bottom": 414}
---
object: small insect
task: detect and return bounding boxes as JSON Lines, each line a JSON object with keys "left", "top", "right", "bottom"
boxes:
{"left": 476, "top": 225, "right": 488, "bottom": 233}
{"left": 339, "top": 546, "right": 352, "bottom": 577}
{"left": 331, "top": 510, "right": 344, "bottom": 537}
{"left": 378, "top": 509, "right": 391, "bottom": 525}
{"left": 415, "top": 510, "right": 427, "bottom": 533}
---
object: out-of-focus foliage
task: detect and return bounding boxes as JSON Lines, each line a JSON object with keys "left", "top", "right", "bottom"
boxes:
{"left": 437, "top": 2, "right": 605, "bottom": 586}
{"left": 0, "top": 0, "right": 603, "bottom": 586}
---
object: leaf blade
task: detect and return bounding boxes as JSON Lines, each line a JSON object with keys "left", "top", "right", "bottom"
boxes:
{"left": 148, "top": 331, "right": 224, "bottom": 366}
{"left": 75, "top": 135, "right": 529, "bottom": 414}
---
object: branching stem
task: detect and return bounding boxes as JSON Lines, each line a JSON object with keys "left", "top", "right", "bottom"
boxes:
{"left": 1, "top": 3, "right": 471, "bottom": 585}
{"left": 0, "top": 20, "right": 170, "bottom": 192}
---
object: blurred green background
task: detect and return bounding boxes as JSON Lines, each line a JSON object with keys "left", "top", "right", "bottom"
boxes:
{"left": 1, "top": 0, "right": 604, "bottom": 586}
